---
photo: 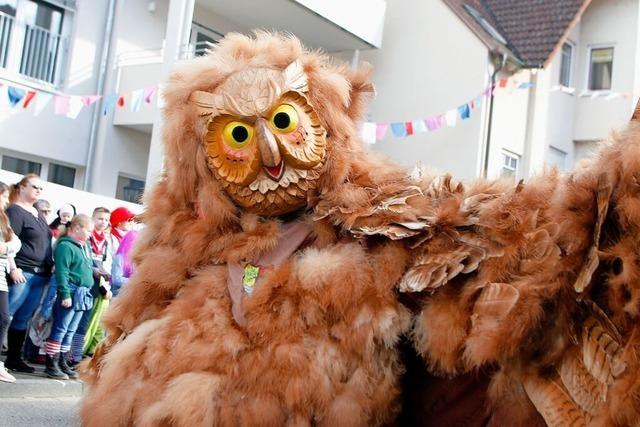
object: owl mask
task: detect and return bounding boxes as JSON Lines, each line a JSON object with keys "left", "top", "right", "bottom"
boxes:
{"left": 190, "top": 60, "right": 327, "bottom": 216}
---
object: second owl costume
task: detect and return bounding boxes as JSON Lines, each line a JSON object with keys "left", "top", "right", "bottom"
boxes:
{"left": 81, "top": 33, "right": 640, "bottom": 426}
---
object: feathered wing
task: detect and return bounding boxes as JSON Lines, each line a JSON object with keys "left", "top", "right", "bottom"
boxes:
{"left": 336, "top": 122, "right": 640, "bottom": 424}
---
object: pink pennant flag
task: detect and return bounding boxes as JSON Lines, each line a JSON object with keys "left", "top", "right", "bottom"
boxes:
{"left": 82, "top": 95, "right": 101, "bottom": 106}
{"left": 54, "top": 95, "right": 70, "bottom": 115}
{"left": 376, "top": 123, "right": 388, "bottom": 140}
{"left": 144, "top": 86, "right": 157, "bottom": 104}
{"left": 425, "top": 116, "right": 442, "bottom": 131}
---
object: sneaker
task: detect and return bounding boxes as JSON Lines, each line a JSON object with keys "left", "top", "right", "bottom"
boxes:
{"left": 0, "top": 362, "right": 16, "bottom": 383}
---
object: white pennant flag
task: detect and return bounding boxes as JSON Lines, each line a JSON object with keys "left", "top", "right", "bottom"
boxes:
{"left": 605, "top": 92, "right": 621, "bottom": 101}
{"left": 445, "top": 109, "right": 458, "bottom": 127}
{"left": 66, "top": 96, "right": 84, "bottom": 119}
{"left": 34, "top": 92, "right": 53, "bottom": 116}
{"left": 130, "top": 89, "right": 144, "bottom": 112}
{"left": 550, "top": 85, "right": 562, "bottom": 92}
{"left": 360, "top": 122, "right": 377, "bottom": 145}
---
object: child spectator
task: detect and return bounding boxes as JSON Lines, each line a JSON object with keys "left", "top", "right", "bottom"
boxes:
{"left": 70, "top": 207, "right": 112, "bottom": 365}
{"left": 44, "top": 214, "right": 94, "bottom": 380}
{"left": 107, "top": 207, "right": 135, "bottom": 253}
{"left": 49, "top": 203, "right": 76, "bottom": 239}
{"left": 110, "top": 230, "right": 138, "bottom": 296}
{"left": 0, "top": 182, "right": 21, "bottom": 383}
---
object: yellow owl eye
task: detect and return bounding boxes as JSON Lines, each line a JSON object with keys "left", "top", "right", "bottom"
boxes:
{"left": 222, "top": 121, "right": 253, "bottom": 148}
{"left": 270, "top": 104, "right": 299, "bottom": 133}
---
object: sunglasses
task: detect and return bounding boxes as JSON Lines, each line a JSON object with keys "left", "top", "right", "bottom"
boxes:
{"left": 29, "top": 184, "right": 43, "bottom": 191}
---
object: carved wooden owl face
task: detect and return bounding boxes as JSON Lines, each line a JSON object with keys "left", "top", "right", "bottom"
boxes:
{"left": 191, "top": 61, "right": 327, "bottom": 216}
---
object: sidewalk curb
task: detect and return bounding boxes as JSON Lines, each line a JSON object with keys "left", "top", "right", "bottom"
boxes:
{"left": 0, "top": 372, "right": 84, "bottom": 398}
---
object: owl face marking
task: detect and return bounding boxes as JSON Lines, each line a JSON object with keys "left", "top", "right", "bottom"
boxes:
{"left": 196, "top": 61, "right": 328, "bottom": 216}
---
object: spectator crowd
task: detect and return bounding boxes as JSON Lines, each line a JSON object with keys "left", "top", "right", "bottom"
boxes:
{"left": 0, "top": 174, "right": 139, "bottom": 382}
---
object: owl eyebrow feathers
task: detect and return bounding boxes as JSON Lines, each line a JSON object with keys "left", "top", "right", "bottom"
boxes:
{"left": 189, "top": 60, "right": 308, "bottom": 118}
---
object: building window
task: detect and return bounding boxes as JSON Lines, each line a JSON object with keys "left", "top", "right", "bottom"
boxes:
{"left": 48, "top": 162, "right": 75, "bottom": 187}
{"left": 189, "top": 22, "right": 222, "bottom": 57}
{"left": 546, "top": 146, "right": 567, "bottom": 171}
{"left": 559, "top": 42, "right": 573, "bottom": 87}
{"left": 0, "top": 0, "right": 71, "bottom": 87}
{"left": 116, "top": 175, "right": 145, "bottom": 204}
{"left": 588, "top": 47, "right": 613, "bottom": 91}
{"left": 501, "top": 151, "right": 519, "bottom": 178}
{"left": 1, "top": 154, "right": 41, "bottom": 175}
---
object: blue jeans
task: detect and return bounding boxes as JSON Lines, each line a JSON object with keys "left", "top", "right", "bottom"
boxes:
{"left": 71, "top": 308, "right": 93, "bottom": 361}
{"left": 39, "top": 276, "right": 59, "bottom": 321}
{"left": 48, "top": 299, "right": 86, "bottom": 350}
{"left": 8, "top": 272, "right": 50, "bottom": 331}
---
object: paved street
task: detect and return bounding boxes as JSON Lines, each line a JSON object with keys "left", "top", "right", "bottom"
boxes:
{"left": 0, "top": 368, "right": 83, "bottom": 427}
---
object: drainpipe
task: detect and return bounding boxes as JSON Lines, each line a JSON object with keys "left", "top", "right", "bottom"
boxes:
{"left": 83, "top": 0, "right": 117, "bottom": 191}
{"left": 482, "top": 52, "right": 506, "bottom": 178}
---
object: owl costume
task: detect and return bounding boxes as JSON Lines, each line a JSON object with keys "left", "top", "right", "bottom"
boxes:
{"left": 80, "top": 33, "right": 640, "bottom": 426}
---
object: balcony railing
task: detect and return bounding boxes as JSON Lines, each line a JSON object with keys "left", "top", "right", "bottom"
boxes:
{"left": 116, "top": 40, "right": 217, "bottom": 67}
{"left": 0, "top": 11, "right": 68, "bottom": 87}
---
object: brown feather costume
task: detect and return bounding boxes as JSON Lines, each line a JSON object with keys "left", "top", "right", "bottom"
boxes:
{"left": 80, "top": 32, "right": 640, "bottom": 426}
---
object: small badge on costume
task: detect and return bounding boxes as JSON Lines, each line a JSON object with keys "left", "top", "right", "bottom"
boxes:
{"left": 242, "top": 264, "right": 260, "bottom": 294}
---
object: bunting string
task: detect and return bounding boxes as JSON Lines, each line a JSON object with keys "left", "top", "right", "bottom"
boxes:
{"left": 0, "top": 77, "right": 158, "bottom": 120}
{"left": 360, "top": 78, "right": 638, "bottom": 144}
{"left": 0, "top": 76, "right": 636, "bottom": 129}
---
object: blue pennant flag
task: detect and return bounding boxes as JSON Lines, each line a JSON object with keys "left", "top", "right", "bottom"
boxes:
{"left": 7, "top": 86, "right": 25, "bottom": 107}
{"left": 103, "top": 94, "right": 118, "bottom": 115}
{"left": 390, "top": 122, "right": 407, "bottom": 137}
{"left": 457, "top": 103, "right": 470, "bottom": 120}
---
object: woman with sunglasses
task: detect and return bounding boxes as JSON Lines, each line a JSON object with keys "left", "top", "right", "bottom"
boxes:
{"left": 4, "top": 174, "right": 53, "bottom": 373}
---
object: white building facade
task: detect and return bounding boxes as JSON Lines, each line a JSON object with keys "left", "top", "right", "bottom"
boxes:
{"left": 0, "top": 0, "right": 638, "bottom": 203}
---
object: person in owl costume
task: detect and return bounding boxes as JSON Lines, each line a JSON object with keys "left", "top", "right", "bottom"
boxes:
{"left": 80, "top": 32, "right": 640, "bottom": 426}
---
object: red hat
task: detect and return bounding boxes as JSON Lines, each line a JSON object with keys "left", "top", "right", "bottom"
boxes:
{"left": 110, "top": 207, "right": 135, "bottom": 227}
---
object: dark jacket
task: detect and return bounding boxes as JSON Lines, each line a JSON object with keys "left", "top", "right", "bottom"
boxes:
{"left": 7, "top": 204, "right": 53, "bottom": 275}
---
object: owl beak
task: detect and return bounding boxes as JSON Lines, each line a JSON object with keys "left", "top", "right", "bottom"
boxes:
{"left": 255, "top": 118, "right": 284, "bottom": 180}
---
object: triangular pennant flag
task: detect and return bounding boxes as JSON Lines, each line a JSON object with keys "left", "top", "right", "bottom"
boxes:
{"left": 470, "top": 98, "right": 476, "bottom": 109}
{"left": 425, "top": 116, "right": 442, "bottom": 131}
{"left": 498, "top": 79, "right": 508, "bottom": 88}
{"left": 22, "top": 91, "right": 36, "bottom": 109}
{"left": 7, "top": 86, "right": 25, "bottom": 107}
{"left": 144, "top": 86, "right": 157, "bottom": 103}
{"left": 103, "top": 94, "right": 118, "bottom": 115}
{"left": 474, "top": 95, "right": 483, "bottom": 108}
{"left": 457, "top": 104, "right": 470, "bottom": 120}
{"left": 412, "top": 119, "right": 427, "bottom": 133}
{"left": 66, "top": 96, "right": 84, "bottom": 119}
{"left": 54, "top": 95, "right": 70, "bottom": 115}
{"left": 551, "top": 85, "right": 562, "bottom": 92}
{"left": 445, "top": 109, "right": 457, "bottom": 127}
{"left": 130, "top": 89, "right": 144, "bottom": 112}
{"left": 117, "top": 95, "right": 126, "bottom": 107}
{"left": 34, "top": 93, "right": 53, "bottom": 116}
{"left": 82, "top": 95, "right": 101, "bottom": 106}
{"left": 390, "top": 122, "right": 407, "bottom": 137}
{"left": 518, "top": 82, "right": 534, "bottom": 89}
{"left": 605, "top": 92, "right": 621, "bottom": 101}
{"left": 405, "top": 121, "right": 413, "bottom": 136}
{"left": 376, "top": 123, "right": 388, "bottom": 140}
{"left": 360, "top": 122, "right": 377, "bottom": 145}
